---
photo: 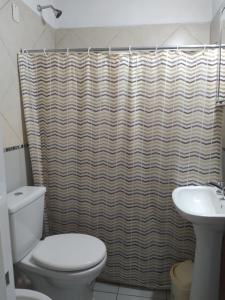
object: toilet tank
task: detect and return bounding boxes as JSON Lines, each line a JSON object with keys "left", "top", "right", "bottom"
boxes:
{"left": 6, "top": 186, "right": 46, "bottom": 263}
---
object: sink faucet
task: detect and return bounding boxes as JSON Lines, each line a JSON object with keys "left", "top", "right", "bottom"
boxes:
{"left": 207, "top": 181, "right": 225, "bottom": 197}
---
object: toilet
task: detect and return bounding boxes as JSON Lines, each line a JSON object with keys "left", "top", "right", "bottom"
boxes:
{"left": 6, "top": 186, "right": 107, "bottom": 300}
{"left": 16, "top": 289, "right": 51, "bottom": 300}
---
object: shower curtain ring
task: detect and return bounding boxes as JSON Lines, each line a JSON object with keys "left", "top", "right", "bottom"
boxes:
{"left": 108, "top": 46, "right": 111, "bottom": 56}
{"left": 67, "top": 48, "right": 69, "bottom": 56}
{"left": 129, "top": 46, "right": 132, "bottom": 55}
{"left": 203, "top": 45, "right": 206, "bottom": 55}
{"left": 43, "top": 48, "right": 47, "bottom": 56}
{"left": 155, "top": 46, "right": 158, "bottom": 55}
{"left": 23, "top": 48, "right": 29, "bottom": 55}
{"left": 88, "top": 47, "right": 91, "bottom": 57}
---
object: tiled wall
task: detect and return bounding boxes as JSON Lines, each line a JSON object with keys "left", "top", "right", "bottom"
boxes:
{"left": 210, "top": 8, "right": 225, "bottom": 183}
{"left": 0, "top": 0, "right": 55, "bottom": 191}
{"left": 4, "top": 145, "right": 33, "bottom": 192}
{"left": 55, "top": 23, "right": 210, "bottom": 49}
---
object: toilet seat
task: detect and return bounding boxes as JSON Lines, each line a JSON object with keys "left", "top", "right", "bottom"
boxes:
{"left": 32, "top": 233, "right": 106, "bottom": 272}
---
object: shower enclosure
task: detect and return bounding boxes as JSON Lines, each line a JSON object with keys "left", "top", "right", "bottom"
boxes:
{"left": 18, "top": 47, "right": 223, "bottom": 289}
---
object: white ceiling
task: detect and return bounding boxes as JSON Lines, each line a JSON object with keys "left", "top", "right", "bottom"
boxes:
{"left": 23, "top": 0, "right": 224, "bottom": 29}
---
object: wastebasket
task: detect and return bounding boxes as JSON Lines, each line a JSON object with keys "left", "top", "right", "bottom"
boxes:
{"left": 170, "top": 260, "right": 193, "bottom": 300}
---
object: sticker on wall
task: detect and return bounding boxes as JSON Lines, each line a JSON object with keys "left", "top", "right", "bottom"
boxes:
{"left": 12, "top": 2, "right": 20, "bottom": 23}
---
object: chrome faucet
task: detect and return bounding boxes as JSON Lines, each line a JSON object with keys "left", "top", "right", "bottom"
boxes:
{"left": 207, "top": 181, "right": 225, "bottom": 198}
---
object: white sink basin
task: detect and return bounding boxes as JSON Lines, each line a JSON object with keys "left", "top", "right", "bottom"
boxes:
{"left": 172, "top": 185, "right": 225, "bottom": 300}
{"left": 172, "top": 186, "right": 225, "bottom": 227}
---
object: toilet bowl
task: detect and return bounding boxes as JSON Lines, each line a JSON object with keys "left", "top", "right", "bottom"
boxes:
{"left": 18, "top": 234, "right": 107, "bottom": 300}
{"left": 6, "top": 187, "right": 107, "bottom": 300}
{"left": 16, "top": 289, "right": 51, "bottom": 300}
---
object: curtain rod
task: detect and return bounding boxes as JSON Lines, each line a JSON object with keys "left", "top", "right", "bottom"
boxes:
{"left": 20, "top": 44, "right": 224, "bottom": 54}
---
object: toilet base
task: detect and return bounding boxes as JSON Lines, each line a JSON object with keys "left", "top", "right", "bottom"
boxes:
{"left": 17, "top": 251, "right": 107, "bottom": 300}
{"left": 26, "top": 271, "right": 95, "bottom": 300}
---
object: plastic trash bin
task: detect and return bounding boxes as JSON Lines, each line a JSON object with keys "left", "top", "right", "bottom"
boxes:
{"left": 170, "top": 260, "right": 193, "bottom": 300}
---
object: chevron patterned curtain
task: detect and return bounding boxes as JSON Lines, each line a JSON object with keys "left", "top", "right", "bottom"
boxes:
{"left": 18, "top": 49, "right": 222, "bottom": 289}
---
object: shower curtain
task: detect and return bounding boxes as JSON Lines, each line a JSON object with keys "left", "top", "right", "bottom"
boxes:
{"left": 18, "top": 49, "right": 222, "bottom": 289}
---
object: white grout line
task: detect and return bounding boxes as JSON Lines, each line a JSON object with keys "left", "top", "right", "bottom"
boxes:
{"left": 94, "top": 290, "right": 168, "bottom": 300}
{"left": 94, "top": 282, "right": 168, "bottom": 300}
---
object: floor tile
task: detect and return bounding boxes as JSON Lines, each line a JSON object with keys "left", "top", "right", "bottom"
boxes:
{"left": 94, "top": 291, "right": 117, "bottom": 300}
{"left": 149, "top": 290, "right": 167, "bottom": 300}
{"left": 119, "top": 286, "right": 151, "bottom": 298}
{"left": 117, "top": 295, "right": 149, "bottom": 300}
{"left": 94, "top": 282, "right": 119, "bottom": 293}
{"left": 166, "top": 291, "right": 171, "bottom": 300}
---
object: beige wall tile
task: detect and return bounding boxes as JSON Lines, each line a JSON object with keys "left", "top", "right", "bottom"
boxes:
{"left": 55, "top": 29, "right": 68, "bottom": 46}
{"left": 108, "top": 27, "right": 139, "bottom": 47}
{"left": 0, "top": 0, "right": 55, "bottom": 191}
{"left": 56, "top": 30, "right": 89, "bottom": 49}
{"left": 55, "top": 23, "right": 210, "bottom": 49}
{"left": 0, "top": 0, "right": 9, "bottom": 9}
{"left": 185, "top": 23, "right": 210, "bottom": 44}
{"left": 1, "top": 81, "right": 23, "bottom": 144}
{"left": 0, "top": 1, "right": 46, "bottom": 65}
{"left": 162, "top": 25, "right": 201, "bottom": 46}
{"left": 0, "top": 0, "right": 55, "bottom": 147}
{"left": 72, "top": 27, "right": 120, "bottom": 48}
{"left": 32, "top": 26, "right": 55, "bottom": 50}
{"left": 4, "top": 147, "right": 32, "bottom": 192}
{"left": 0, "top": 114, "right": 21, "bottom": 147}
{"left": 124, "top": 24, "right": 179, "bottom": 47}
{"left": 0, "top": 38, "right": 16, "bottom": 100}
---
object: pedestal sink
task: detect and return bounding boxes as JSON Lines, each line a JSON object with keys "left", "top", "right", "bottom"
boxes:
{"left": 172, "top": 186, "right": 225, "bottom": 300}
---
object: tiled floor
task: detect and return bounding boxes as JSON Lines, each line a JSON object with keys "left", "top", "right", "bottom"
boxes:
{"left": 94, "top": 282, "right": 170, "bottom": 300}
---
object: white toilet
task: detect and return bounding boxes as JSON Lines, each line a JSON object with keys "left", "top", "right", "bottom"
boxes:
{"left": 6, "top": 186, "right": 107, "bottom": 300}
{"left": 16, "top": 289, "right": 51, "bottom": 300}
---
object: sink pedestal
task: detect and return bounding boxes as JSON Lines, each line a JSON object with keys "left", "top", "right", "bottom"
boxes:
{"left": 190, "top": 225, "right": 223, "bottom": 300}
{"left": 172, "top": 186, "right": 225, "bottom": 300}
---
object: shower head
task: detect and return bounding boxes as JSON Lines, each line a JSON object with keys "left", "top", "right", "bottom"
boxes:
{"left": 37, "top": 4, "right": 62, "bottom": 19}
{"left": 53, "top": 8, "right": 62, "bottom": 18}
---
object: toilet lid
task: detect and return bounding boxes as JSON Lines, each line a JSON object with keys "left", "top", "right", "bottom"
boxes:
{"left": 32, "top": 234, "right": 106, "bottom": 272}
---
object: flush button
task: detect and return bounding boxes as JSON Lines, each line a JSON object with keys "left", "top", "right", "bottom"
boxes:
{"left": 14, "top": 192, "right": 23, "bottom": 196}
